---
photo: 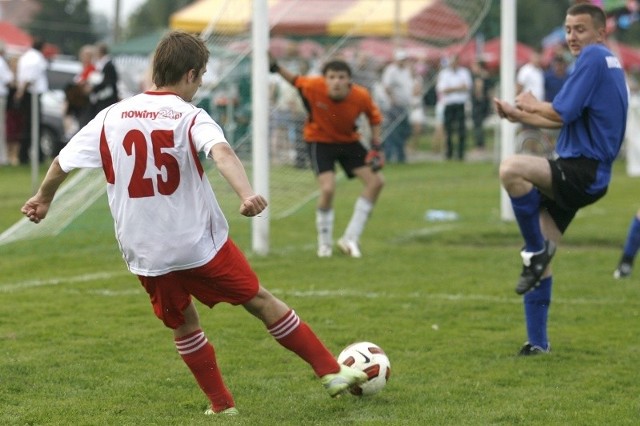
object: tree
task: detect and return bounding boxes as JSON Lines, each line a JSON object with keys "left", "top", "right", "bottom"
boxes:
{"left": 124, "top": 0, "right": 192, "bottom": 40}
{"left": 516, "top": 0, "right": 571, "bottom": 49}
{"left": 476, "top": 0, "right": 570, "bottom": 48}
{"left": 28, "top": 0, "right": 96, "bottom": 56}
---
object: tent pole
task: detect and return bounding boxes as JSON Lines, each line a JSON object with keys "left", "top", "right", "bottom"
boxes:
{"left": 114, "top": 0, "right": 121, "bottom": 43}
{"left": 394, "top": 0, "right": 401, "bottom": 48}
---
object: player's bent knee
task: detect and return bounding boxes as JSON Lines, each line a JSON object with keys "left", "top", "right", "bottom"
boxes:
{"left": 373, "top": 173, "right": 384, "bottom": 188}
{"left": 243, "top": 286, "right": 273, "bottom": 314}
{"left": 498, "top": 158, "right": 521, "bottom": 184}
{"left": 244, "top": 286, "right": 290, "bottom": 324}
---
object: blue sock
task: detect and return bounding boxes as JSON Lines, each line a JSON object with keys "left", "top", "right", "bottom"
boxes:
{"left": 523, "top": 276, "right": 552, "bottom": 350}
{"left": 622, "top": 215, "right": 640, "bottom": 260}
{"left": 510, "top": 189, "right": 544, "bottom": 253}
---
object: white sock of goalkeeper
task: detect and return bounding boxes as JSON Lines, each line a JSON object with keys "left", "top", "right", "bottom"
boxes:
{"left": 316, "top": 208, "right": 334, "bottom": 247}
{"left": 344, "top": 197, "right": 373, "bottom": 242}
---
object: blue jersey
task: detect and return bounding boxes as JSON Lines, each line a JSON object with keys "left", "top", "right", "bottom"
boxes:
{"left": 552, "top": 44, "right": 628, "bottom": 193}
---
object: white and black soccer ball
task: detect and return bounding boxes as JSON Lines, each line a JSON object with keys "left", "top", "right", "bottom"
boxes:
{"left": 337, "top": 341, "right": 391, "bottom": 396}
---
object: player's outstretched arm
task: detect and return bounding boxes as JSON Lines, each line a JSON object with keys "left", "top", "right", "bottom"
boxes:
{"left": 210, "top": 143, "right": 268, "bottom": 217}
{"left": 268, "top": 51, "right": 297, "bottom": 85}
{"left": 21, "top": 156, "right": 69, "bottom": 223}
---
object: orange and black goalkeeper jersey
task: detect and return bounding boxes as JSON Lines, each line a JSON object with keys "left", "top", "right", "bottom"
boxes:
{"left": 294, "top": 75, "right": 383, "bottom": 144}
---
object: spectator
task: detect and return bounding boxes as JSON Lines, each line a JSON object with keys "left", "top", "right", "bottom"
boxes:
{"left": 75, "top": 44, "right": 97, "bottom": 84}
{"left": 470, "top": 60, "right": 493, "bottom": 152}
{"left": 423, "top": 58, "right": 446, "bottom": 155}
{"left": 381, "top": 50, "right": 414, "bottom": 164}
{"left": 0, "top": 41, "right": 13, "bottom": 165}
{"left": 544, "top": 55, "right": 569, "bottom": 102}
{"left": 543, "top": 55, "right": 569, "bottom": 146}
{"left": 432, "top": 90, "right": 446, "bottom": 155}
{"left": 436, "top": 55, "right": 472, "bottom": 160}
{"left": 15, "top": 37, "right": 48, "bottom": 164}
{"left": 64, "top": 44, "right": 96, "bottom": 139}
{"left": 89, "top": 42, "right": 119, "bottom": 116}
{"left": 351, "top": 50, "right": 378, "bottom": 92}
{"left": 515, "top": 50, "right": 546, "bottom": 155}
{"left": 5, "top": 56, "right": 22, "bottom": 166}
{"left": 517, "top": 50, "right": 545, "bottom": 101}
{"left": 408, "top": 58, "right": 427, "bottom": 154}
{"left": 269, "top": 58, "right": 309, "bottom": 168}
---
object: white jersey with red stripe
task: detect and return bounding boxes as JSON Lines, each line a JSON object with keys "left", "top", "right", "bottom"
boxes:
{"left": 58, "top": 91, "right": 230, "bottom": 276}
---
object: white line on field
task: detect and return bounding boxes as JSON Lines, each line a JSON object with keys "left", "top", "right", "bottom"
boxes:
{"left": 0, "top": 271, "right": 130, "bottom": 293}
{"left": 269, "top": 289, "right": 632, "bottom": 306}
{"left": 0, "top": 271, "right": 633, "bottom": 306}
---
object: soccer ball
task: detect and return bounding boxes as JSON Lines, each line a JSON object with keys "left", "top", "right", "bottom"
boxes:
{"left": 337, "top": 341, "right": 391, "bottom": 396}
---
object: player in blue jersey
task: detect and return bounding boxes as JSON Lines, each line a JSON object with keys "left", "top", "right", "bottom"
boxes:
{"left": 493, "top": 3, "right": 628, "bottom": 355}
{"left": 613, "top": 209, "right": 640, "bottom": 279}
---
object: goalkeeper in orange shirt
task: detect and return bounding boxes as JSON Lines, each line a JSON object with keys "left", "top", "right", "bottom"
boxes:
{"left": 270, "top": 55, "right": 385, "bottom": 258}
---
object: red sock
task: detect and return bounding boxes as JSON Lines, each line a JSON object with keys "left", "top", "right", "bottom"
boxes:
{"left": 175, "top": 329, "right": 235, "bottom": 412}
{"left": 268, "top": 310, "right": 340, "bottom": 377}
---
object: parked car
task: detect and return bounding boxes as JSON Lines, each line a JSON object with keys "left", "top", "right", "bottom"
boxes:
{"left": 40, "top": 59, "right": 82, "bottom": 158}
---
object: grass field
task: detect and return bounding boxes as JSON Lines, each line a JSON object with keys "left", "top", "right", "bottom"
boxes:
{"left": 1, "top": 154, "right": 639, "bottom": 425}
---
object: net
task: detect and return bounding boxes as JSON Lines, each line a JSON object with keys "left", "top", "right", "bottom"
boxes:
{"left": 0, "top": 168, "right": 106, "bottom": 245}
{"left": 2, "top": 0, "right": 492, "bottom": 245}
{"left": 192, "top": 0, "right": 492, "bottom": 219}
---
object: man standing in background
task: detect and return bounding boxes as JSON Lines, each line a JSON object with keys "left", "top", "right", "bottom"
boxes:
{"left": 15, "top": 37, "right": 48, "bottom": 165}
{"left": 381, "top": 50, "right": 413, "bottom": 164}
{"left": 436, "top": 55, "right": 472, "bottom": 160}
{"left": 517, "top": 50, "right": 545, "bottom": 101}
{"left": 0, "top": 41, "right": 14, "bottom": 165}
{"left": 90, "top": 42, "right": 120, "bottom": 116}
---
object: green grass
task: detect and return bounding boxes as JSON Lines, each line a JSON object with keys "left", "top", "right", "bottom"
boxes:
{"left": 1, "top": 156, "right": 639, "bottom": 425}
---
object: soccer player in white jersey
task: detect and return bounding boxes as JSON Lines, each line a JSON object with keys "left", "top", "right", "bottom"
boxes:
{"left": 21, "top": 31, "right": 366, "bottom": 416}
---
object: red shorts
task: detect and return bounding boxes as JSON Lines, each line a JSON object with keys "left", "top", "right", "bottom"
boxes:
{"left": 138, "top": 239, "right": 259, "bottom": 329}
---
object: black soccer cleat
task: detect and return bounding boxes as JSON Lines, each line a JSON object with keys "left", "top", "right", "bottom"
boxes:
{"left": 517, "top": 342, "right": 550, "bottom": 356}
{"left": 515, "top": 240, "right": 556, "bottom": 295}
{"left": 613, "top": 257, "right": 633, "bottom": 279}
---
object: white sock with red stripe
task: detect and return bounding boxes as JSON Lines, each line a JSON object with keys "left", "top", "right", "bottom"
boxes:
{"left": 175, "top": 329, "right": 235, "bottom": 412}
{"left": 267, "top": 309, "right": 340, "bottom": 377}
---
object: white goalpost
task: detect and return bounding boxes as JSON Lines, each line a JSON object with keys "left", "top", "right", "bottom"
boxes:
{"left": 251, "top": 0, "right": 270, "bottom": 255}
{"left": 499, "top": 0, "right": 517, "bottom": 221}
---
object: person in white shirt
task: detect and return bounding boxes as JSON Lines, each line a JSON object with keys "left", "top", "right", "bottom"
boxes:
{"left": 436, "top": 55, "right": 472, "bottom": 160}
{"left": 20, "top": 31, "right": 366, "bottom": 417}
{"left": 381, "top": 50, "right": 414, "bottom": 163}
{"left": 15, "top": 38, "right": 48, "bottom": 164}
{"left": 0, "top": 41, "right": 14, "bottom": 165}
{"left": 516, "top": 51, "right": 545, "bottom": 101}
{"left": 516, "top": 50, "right": 547, "bottom": 146}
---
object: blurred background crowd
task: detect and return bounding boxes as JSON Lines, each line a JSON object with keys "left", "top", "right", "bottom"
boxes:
{"left": 2, "top": 0, "right": 640, "bottom": 167}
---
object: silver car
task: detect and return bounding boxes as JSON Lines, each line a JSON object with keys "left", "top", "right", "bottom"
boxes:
{"left": 40, "top": 59, "right": 82, "bottom": 158}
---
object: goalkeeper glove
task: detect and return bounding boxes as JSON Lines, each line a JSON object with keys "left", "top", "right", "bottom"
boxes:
{"left": 365, "top": 141, "right": 384, "bottom": 172}
{"left": 269, "top": 57, "right": 280, "bottom": 73}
